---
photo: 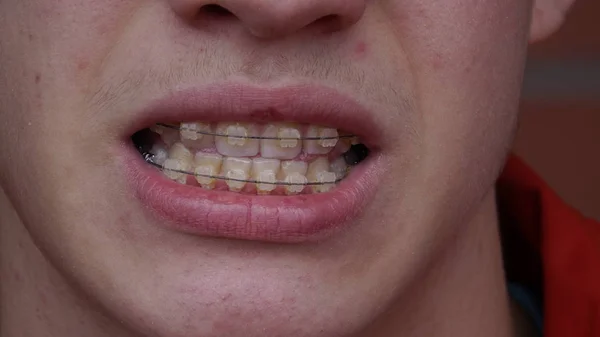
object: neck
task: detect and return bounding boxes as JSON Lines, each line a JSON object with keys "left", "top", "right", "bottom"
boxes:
{"left": 360, "top": 191, "right": 523, "bottom": 337}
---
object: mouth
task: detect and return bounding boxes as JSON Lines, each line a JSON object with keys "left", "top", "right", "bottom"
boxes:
{"left": 133, "top": 122, "right": 370, "bottom": 194}
{"left": 121, "top": 84, "right": 385, "bottom": 243}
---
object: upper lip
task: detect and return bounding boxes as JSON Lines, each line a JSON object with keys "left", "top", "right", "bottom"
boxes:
{"left": 125, "top": 82, "right": 382, "bottom": 149}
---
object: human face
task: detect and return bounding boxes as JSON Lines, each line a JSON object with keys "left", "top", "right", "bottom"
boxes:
{"left": 0, "top": 1, "right": 531, "bottom": 336}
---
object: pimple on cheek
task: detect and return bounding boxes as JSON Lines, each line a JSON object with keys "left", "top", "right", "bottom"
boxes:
{"left": 431, "top": 52, "right": 445, "bottom": 70}
{"left": 71, "top": 57, "right": 92, "bottom": 81}
{"left": 353, "top": 42, "right": 368, "bottom": 59}
{"left": 77, "top": 60, "right": 89, "bottom": 71}
{"left": 34, "top": 73, "right": 42, "bottom": 84}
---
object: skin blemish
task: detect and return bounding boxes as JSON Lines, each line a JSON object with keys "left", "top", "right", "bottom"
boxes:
{"left": 354, "top": 41, "right": 367, "bottom": 59}
{"left": 34, "top": 73, "right": 41, "bottom": 84}
{"left": 118, "top": 213, "right": 132, "bottom": 227}
{"left": 77, "top": 60, "right": 89, "bottom": 71}
{"left": 249, "top": 108, "right": 284, "bottom": 122}
{"left": 431, "top": 52, "right": 445, "bottom": 70}
{"left": 355, "top": 42, "right": 366, "bottom": 54}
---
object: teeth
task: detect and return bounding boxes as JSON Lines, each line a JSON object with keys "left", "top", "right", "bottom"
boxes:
{"left": 307, "top": 158, "right": 336, "bottom": 193}
{"left": 303, "top": 126, "right": 338, "bottom": 155}
{"left": 194, "top": 152, "right": 223, "bottom": 189}
{"left": 221, "top": 157, "right": 252, "bottom": 192}
{"left": 279, "top": 160, "right": 308, "bottom": 176}
{"left": 256, "top": 171, "right": 278, "bottom": 194}
{"left": 150, "top": 143, "right": 169, "bottom": 166}
{"left": 318, "top": 128, "right": 339, "bottom": 148}
{"left": 260, "top": 123, "right": 302, "bottom": 160}
{"left": 335, "top": 133, "right": 353, "bottom": 154}
{"left": 163, "top": 159, "right": 190, "bottom": 184}
{"left": 251, "top": 158, "right": 280, "bottom": 194}
{"left": 180, "top": 122, "right": 214, "bottom": 150}
{"left": 225, "top": 124, "right": 248, "bottom": 146}
{"left": 180, "top": 122, "right": 208, "bottom": 140}
{"left": 168, "top": 142, "right": 193, "bottom": 162}
{"left": 306, "top": 157, "right": 329, "bottom": 178}
{"left": 215, "top": 123, "right": 260, "bottom": 157}
{"left": 152, "top": 122, "right": 358, "bottom": 193}
{"left": 277, "top": 126, "right": 301, "bottom": 148}
{"left": 284, "top": 173, "right": 307, "bottom": 195}
{"left": 164, "top": 142, "right": 193, "bottom": 183}
{"left": 151, "top": 124, "right": 180, "bottom": 146}
{"left": 279, "top": 160, "right": 308, "bottom": 195}
{"left": 329, "top": 156, "right": 348, "bottom": 180}
{"left": 313, "top": 172, "right": 336, "bottom": 193}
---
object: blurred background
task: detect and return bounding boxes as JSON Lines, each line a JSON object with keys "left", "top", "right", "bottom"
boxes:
{"left": 514, "top": 0, "right": 599, "bottom": 220}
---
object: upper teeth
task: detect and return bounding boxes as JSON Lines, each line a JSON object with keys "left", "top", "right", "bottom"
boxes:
{"left": 156, "top": 122, "right": 358, "bottom": 160}
{"left": 317, "top": 128, "right": 339, "bottom": 148}
{"left": 225, "top": 124, "right": 249, "bottom": 146}
{"left": 180, "top": 122, "right": 207, "bottom": 140}
{"left": 261, "top": 123, "right": 302, "bottom": 159}
{"left": 303, "top": 125, "right": 338, "bottom": 155}
{"left": 277, "top": 127, "right": 301, "bottom": 148}
{"left": 180, "top": 122, "right": 214, "bottom": 150}
{"left": 215, "top": 123, "right": 260, "bottom": 157}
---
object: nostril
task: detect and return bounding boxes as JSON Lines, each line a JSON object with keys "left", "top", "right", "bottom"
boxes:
{"left": 199, "top": 4, "right": 233, "bottom": 17}
{"left": 313, "top": 14, "right": 340, "bottom": 25}
{"left": 309, "top": 14, "right": 345, "bottom": 34}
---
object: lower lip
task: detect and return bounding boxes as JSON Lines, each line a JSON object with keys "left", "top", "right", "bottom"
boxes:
{"left": 121, "top": 144, "right": 384, "bottom": 243}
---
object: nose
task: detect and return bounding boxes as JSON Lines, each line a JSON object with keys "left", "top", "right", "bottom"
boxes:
{"left": 169, "top": 0, "right": 367, "bottom": 38}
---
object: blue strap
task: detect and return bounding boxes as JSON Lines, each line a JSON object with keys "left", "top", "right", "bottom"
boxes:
{"left": 507, "top": 282, "right": 544, "bottom": 334}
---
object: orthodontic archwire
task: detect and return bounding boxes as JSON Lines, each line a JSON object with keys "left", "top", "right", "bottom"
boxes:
{"left": 145, "top": 159, "right": 347, "bottom": 186}
{"left": 156, "top": 123, "right": 357, "bottom": 141}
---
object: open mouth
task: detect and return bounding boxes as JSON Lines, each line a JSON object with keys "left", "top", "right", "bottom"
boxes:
{"left": 131, "top": 122, "right": 370, "bottom": 195}
{"left": 122, "top": 84, "right": 384, "bottom": 243}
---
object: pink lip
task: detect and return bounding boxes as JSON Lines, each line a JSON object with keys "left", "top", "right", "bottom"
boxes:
{"left": 120, "top": 83, "right": 386, "bottom": 243}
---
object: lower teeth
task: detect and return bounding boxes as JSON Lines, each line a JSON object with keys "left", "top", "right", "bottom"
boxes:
{"left": 132, "top": 126, "right": 369, "bottom": 195}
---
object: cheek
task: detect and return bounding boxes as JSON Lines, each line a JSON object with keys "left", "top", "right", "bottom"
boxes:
{"left": 386, "top": 1, "right": 530, "bottom": 227}
{"left": 402, "top": 0, "right": 530, "bottom": 151}
{"left": 0, "top": 0, "right": 142, "bottom": 152}
{"left": 12, "top": 0, "right": 140, "bottom": 84}
{"left": 0, "top": 2, "right": 138, "bottom": 226}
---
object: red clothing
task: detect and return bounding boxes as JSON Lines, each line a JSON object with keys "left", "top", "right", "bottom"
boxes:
{"left": 497, "top": 156, "right": 600, "bottom": 337}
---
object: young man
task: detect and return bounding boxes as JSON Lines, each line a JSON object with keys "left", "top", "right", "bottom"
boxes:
{"left": 0, "top": 0, "right": 597, "bottom": 336}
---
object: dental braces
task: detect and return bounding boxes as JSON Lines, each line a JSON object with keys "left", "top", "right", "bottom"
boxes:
{"left": 146, "top": 159, "right": 347, "bottom": 186}
{"left": 156, "top": 123, "right": 357, "bottom": 141}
